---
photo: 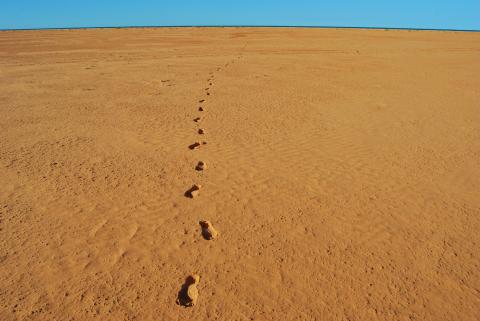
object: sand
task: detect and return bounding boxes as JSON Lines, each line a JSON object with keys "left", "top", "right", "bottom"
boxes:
{"left": 0, "top": 27, "right": 479, "bottom": 320}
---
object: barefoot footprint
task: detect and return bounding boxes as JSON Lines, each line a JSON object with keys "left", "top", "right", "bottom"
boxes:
{"left": 176, "top": 274, "right": 200, "bottom": 307}
{"left": 199, "top": 220, "right": 218, "bottom": 240}
{"left": 185, "top": 184, "right": 202, "bottom": 198}
{"left": 189, "top": 142, "right": 201, "bottom": 150}
{"left": 195, "top": 161, "right": 206, "bottom": 171}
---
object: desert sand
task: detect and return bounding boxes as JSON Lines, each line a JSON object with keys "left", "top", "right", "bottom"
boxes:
{"left": 0, "top": 27, "right": 479, "bottom": 320}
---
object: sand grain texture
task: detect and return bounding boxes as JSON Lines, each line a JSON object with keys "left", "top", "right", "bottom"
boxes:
{"left": 0, "top": 27, "right": 479, "bottom": 320}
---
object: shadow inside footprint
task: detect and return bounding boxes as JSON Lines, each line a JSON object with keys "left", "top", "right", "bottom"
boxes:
{"left": 185, "top": 184, "right": 201, "bottom": 198}
{"left": 193, "top": 117, "right": 201, "bottom": 122}
{"left": 189, "top": 142, "right": 201, "bottom": 150}
{"left": 199, "top": 220, "right": 218, "bottom": 240}
{"left": 195, "top": 161, "right": 206, "bottom": 171}
{"left": 176, "top": 275, "right": 199, "bottom": 307}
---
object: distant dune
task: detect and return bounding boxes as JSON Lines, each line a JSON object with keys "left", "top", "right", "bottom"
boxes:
{"left": 0, "top": 27, "right": 479, "bottom": 321}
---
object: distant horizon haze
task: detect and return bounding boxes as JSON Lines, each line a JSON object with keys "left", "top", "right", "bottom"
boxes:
{"left": 1, "top": 0, "right": 479, "bottom": 31}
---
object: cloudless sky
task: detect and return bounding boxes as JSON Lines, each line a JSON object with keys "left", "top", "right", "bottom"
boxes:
{"left": 1, "top": 0, "right": 479, "bottom": 30}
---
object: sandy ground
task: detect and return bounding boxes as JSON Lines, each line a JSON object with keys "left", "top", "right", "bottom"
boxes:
{"left": 0, "top": 27, "right": 479, "bottom": 321}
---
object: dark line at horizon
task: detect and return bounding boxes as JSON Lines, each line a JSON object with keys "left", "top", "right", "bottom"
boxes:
{"left": 1, "top": 24, "right": 479, "bottom": 32}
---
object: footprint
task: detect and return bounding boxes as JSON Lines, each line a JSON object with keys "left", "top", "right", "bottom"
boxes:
{"left": 185, "top": 184, "right": 202, "bottom": 198}
{"left": 205, "top": 88, "right": 209, "bottom": 91}
{"left": 89, "top": 219, "right": 108, "bottom": 238}
{"left": 206, "top": 93, "right": 210, "bottom": 96}
{"left": 198, "top": 128, "right": 205, "bottom": 135}
{"left": 199, "top": 99, "right": 205, "bottom": 103}
{"left": 193, "top": 117, "right": 201, "bottom": 122}
{"left": 195, "top": 161, "right": 207, "bottom": 171}
{"left": 199, "top": 221, "right": 218, "bottom": 240}
{"left": 176, "top": 275, "right": 200, "bottom": 307}
{"left": 198, "top": 107, "right": 204, "bottom": 112}
{"left": 189, "top": 142, "right": 201, "bottom": 150}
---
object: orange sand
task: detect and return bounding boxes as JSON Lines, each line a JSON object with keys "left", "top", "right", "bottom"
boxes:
{"left": 0, "top": 27, "right": 479, "bottom": 320}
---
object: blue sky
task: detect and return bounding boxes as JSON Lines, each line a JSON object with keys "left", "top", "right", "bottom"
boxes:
{"left": 1, "top": 0, "right": 479, "bottom": 30}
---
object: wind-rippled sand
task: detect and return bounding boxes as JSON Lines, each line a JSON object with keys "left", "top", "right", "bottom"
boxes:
{"left": 0, "top": 27, "right": 479, "bottom": 320}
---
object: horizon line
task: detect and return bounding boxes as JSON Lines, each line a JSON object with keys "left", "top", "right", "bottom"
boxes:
{"left": 1, "top": 24, "right": 479, "bottom": 33}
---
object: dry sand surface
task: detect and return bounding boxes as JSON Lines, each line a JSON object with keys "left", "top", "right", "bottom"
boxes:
{"left": 0, "top": 27, "right": 479, "bottom": 321}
